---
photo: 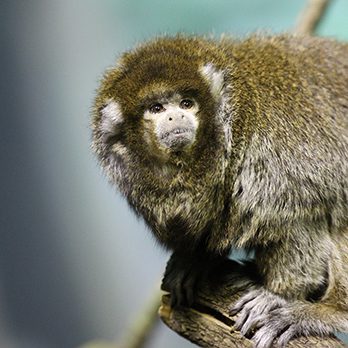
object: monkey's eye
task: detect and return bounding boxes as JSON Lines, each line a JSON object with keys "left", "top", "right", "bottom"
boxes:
{"left": 149, "top": 103, "right": 165, "bottom": 114}
{"left": 180, "top": 99, "right": 194, "bottom": 109}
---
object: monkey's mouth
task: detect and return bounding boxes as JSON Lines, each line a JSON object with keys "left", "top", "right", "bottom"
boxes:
{"left": 160, "top": 128, "right": 195, "bottom": 149}
{"left": 161, "top": 128, "right": 192, "bottom": 139}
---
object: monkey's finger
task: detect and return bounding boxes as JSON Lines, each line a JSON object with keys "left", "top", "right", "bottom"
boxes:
{"left": 233, "top": 306, "right": 252, "bottom": 331}
{"left": 252, "top": 326, "right": 278, "bottom": 348}
{"left": 182, "top": 274, "right": 197, "bottom": 307}
{"left": 233, "top": 297, "right": 261, "bottom": 331}
{"left": 170, "top": 290, "right": 178, "bottom": 308}
{"left": 170, "top": 274, "right": 186, "bottom": 308}
{"left": 239, "top": 313, "right": 268, "bottom": 337}
{"left": 277, "top": 325, "right": 298, "bottom": 348}
{"left": 229, "top": 289, "right": 262, "bottom": 315}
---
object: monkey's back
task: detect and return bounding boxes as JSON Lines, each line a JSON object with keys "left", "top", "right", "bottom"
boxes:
{"left": 227, "top": 35, "right": 348, "bottom": 129}
{"left": 228, "top": 35, "right": 348, "bottom": 246}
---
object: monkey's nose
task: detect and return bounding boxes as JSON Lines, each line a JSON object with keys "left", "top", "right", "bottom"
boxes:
{"left": 168, "top": 114, "right": 185, "bottom": 121}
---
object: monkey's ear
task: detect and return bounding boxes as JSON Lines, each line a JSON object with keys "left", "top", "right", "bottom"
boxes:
{"left": 199, "top": 63, "right": 225, "bottom": 99}
{"left": 99, "top": 99, "right": 124, "bottom": 139}
{"left": 200, "top": 64, "right": 233, "bottom": 155}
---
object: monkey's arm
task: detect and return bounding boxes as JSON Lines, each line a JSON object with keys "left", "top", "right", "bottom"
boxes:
{"left": 231, "top": 226, "right": 348, "bottom": 348}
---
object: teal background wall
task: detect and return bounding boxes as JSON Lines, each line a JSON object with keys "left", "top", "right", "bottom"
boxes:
{"left": 1, "top": 1, "right": 347, "bottom": 347}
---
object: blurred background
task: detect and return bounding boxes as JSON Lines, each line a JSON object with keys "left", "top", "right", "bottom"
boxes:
{"left": 1, "top": 1, "right": 348, "bottom": 347}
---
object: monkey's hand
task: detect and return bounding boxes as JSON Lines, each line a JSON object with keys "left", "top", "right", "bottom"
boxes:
{"left": 162, "top": 251, "right": 226, "bottom": 308}
{"left": 230, "top": 288, "right": 337, "bottom": 348}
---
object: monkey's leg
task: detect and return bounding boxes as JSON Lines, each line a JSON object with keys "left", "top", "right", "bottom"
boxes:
{"left": 162, "top": 250, "right": 228, "bottom": 308}
{"left": 230, "top": 227, "right": 348, "bottom": 347}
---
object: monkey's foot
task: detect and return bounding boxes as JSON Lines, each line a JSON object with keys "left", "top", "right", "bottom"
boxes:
{"left": 230, "top": 288, "right": 335, "bottom": 348}
{"left": 162, "top": 252, "right": 226, "bottom": 308}
{"left": 162, "top": 259, "right": 199, "bottom": 308}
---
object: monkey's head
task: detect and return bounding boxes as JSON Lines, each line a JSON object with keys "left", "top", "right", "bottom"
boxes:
{"left": 92, "top": 36, "right": 232, "bottom": 190}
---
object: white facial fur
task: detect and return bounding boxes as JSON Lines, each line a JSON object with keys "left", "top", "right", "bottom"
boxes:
{"left": 99, "top": 100, "right": 127, "bottom": 153}
{"left": 144, "top": 94, "right": 199, "bottom": 150}
{"left": 100, "top": 99, "right": 124, "bottom": 138}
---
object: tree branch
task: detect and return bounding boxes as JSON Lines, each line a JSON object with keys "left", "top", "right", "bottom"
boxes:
{"left": 294, "top": 0, "right": 332, "bottom": 35}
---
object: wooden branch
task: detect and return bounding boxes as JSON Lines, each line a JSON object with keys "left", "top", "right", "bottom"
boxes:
{"left": 159, "top": 259, "right": 347, "bottom": 348}
{"left": 294, "top": 0, "right": 332, "bottom": 35}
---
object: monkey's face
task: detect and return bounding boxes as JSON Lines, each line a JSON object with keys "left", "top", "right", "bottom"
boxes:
{"left": 93, "top": 37, "right": 229, "bottom": 174}
{"left": 143, "top": 93, "right": 199, "bottom": 151}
